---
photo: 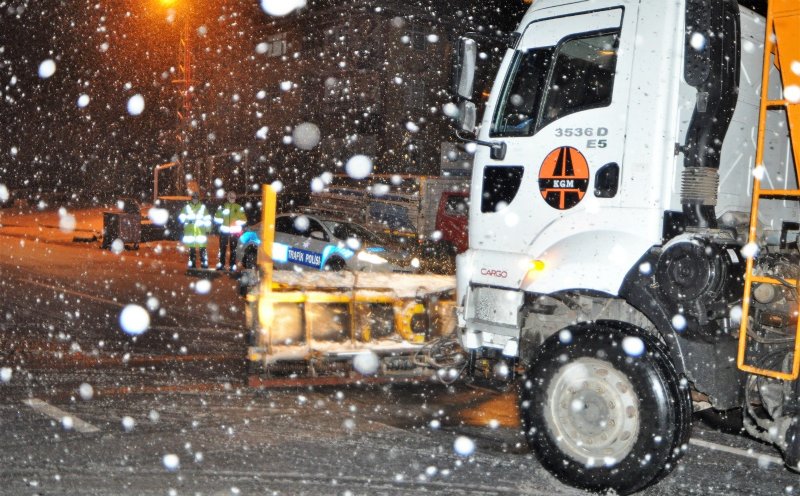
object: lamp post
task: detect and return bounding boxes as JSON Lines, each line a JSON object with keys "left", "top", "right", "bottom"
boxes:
{"left": 160, "top": 0, "right": 194, "bottom": 194}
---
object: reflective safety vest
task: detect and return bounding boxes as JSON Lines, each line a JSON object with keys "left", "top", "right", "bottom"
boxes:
{"left": 214, "top": 201, "right": 247, "bottom": 235}
{"left": 178, "top": 202, "right": 211, "bottom": 248}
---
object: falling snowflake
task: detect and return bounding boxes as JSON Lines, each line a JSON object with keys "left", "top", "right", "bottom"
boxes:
{"left": 121, "top": 416, "right": 135, "bottom": 432}
{"left": 119, "top": 304, "right": 150, "bottom": 336}
{"left": 785, "top": 85, "right": 800, "bottom": 104}
{"left": 293, "top": 215, "right": 309, "bottom": 232}
{"left": 346, "top": 155, "right": 373, "bottom": 180}
{"left": 194, "top": 279, "right": 211, "bottom": 295}
{"left": 127, "top": 94, "right": 145, "bottom": 116}
{"left": 310, "top": 177, "right": 324, "bottom": 193}
{"left": 148, "top": 208, "right": 169, "bottom": 226}
{"left": 689, "top": 32, "right": 706, "bottom": 51}
{"left": 622, "top": 336, "right": 645, "bottom": 357}
{"left": 442, "top": 103, "right": 459, "bottom": 118}
{"left": 260, "top": 0, "right": 307, "bottom": 16}
{"left": 78, "top": 383, "right": 94, "bottom": 401}
{"left": 58, "top": 209, "right": 76, "bottom": 233}
{"left": 353, "top": 351, "right": 380, "bottom": 375}
{"left": 453, "top": 436, "right": 475, "bottom": 457}
{"left": 110, "top": 239, "right": 125, "bottom": 254}
{"left": 38, "top": 59, "right": 56, "bottom": 78}
{"left": 292, "top": 122, "right": 321, "bottom": 150}
{"left": 671, "top": 314, "right": 687, "bottom": 332}
{"left": 729, "top": 305, "right": 743, "bottom": 323}
{"left": 741, "top": 242, "right": 759, "bottom": 259}
{"left": 162, "top": 454, "right": 180, "bottom": 472}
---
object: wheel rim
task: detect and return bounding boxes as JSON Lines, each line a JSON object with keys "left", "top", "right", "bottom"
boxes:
{"left": 544, "top": 357, "right": 640, "bottom": 467}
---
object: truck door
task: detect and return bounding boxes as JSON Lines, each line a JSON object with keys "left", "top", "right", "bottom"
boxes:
{"left": 474, "top": 5, "right": 637, "bottom": 260}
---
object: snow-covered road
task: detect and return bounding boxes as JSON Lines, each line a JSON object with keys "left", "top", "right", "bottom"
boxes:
{"left": 0, "top": 207, "right": 798, "bottom": 495}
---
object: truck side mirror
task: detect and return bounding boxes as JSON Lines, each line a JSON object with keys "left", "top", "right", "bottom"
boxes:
{"left": 453, "top": 37, "right": 477, "bottom": 100}
{"left": 459, "top": 101, "right": 477, "bottom": 133}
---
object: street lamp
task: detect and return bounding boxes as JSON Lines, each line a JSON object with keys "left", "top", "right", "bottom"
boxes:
{"left": 157, "top": 0, "right": 194, "bottom": 194}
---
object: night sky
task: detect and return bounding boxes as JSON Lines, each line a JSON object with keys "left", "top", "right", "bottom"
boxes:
{"left": 0, "top": 0, "right": 526, "bottom": 202}
{"left": 0, "top": 0, "right": 770, "bottom": 202}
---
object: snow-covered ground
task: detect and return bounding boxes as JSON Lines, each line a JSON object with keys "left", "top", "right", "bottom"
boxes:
{"left": 271, "top": 270, "right": 455, "bottom": 298}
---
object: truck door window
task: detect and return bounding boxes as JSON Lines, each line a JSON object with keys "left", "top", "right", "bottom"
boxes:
{"left": 481, "top": 166, "right": 524, "bottom": 213}
{"left": 491, "top": 31, "right": 619, "bottom": 137}
{"left": 538, "top": 32, "right": 619, "bottom": 131}
{"left": 444, "top": 196, "right": 469, "bottom": 217}
{"left": 491, "top": 48, "right": 554, "bottom": 137}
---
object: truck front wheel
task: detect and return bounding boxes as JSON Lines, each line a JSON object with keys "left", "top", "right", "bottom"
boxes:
{"left": 519, "top": 323, "right": 690, "bottom": 495}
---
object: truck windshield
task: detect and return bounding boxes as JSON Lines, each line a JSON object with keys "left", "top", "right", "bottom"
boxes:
{"left": 491, "top": 31, "right": 619, "bottom": 137}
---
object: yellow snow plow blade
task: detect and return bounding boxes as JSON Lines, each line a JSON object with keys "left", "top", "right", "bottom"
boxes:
{"left": 244, "top": 282, "right": 455, "bottom": 378}
{"left": 243, "top": 184, "right": 456, "bottom": 381}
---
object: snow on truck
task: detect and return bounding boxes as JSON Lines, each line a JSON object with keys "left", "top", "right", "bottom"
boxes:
{"left": 452, "top": 0, "right": 800, "bottom": 493}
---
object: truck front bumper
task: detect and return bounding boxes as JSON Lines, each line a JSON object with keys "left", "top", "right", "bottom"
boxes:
{"left": 458, "top": 284, "right": 524, "bottom": 358}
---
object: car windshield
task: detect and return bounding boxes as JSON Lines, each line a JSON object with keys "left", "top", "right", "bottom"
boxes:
{"left": 323, "top": 220, "right": 382, "bottom": 244}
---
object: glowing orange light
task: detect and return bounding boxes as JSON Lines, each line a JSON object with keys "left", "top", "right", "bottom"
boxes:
{"left": 159, "top": 0, "right": 178, "bottom": 6}
{"left": 529, "top": 260, "right": 546, "bottom": 272}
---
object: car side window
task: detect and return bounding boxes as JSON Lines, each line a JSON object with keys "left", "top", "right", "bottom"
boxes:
{"left": 306, "top": 219, "right": 329, "bottom": 241}
{"left": 275, "top": 217, "right": 295, "bottom": 235}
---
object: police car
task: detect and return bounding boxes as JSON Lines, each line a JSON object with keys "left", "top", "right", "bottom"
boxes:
{"left": 237, "top": 213, "right": 420, "bottom": 273}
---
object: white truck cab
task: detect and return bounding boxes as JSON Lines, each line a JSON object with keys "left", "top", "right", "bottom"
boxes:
{"left": 453, "top": 0, "right": 800, "bottom": 493}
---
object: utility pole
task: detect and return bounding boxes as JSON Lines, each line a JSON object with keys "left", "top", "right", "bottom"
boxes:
{"left": 172, "top": 2, "right": 194, "bottom": 194}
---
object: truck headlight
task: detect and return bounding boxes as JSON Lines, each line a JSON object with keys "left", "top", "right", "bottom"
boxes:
{"left": 357, "top": 251, "right": 388, "bottom": 265}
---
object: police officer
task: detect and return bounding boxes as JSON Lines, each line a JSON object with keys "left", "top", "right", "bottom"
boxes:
{"left": 178, "top": 192, "right": 212, "bottom": 269}
{"left": 214, "top": 191, "right": 247, "bottom": 271}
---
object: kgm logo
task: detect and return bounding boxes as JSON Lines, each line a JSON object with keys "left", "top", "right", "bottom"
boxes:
{"left": 538, "top": 146, "right": 590, "bottom": 210}
{"left": 480, "top": 268, "right": 508, "bottom": 278}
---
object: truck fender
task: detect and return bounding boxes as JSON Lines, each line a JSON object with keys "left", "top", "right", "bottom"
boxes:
{"left": 619, "top": 249, "right": 745, "bottom": 409}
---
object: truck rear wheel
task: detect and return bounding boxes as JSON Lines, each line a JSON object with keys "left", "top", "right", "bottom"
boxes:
{"left": 519, "top": 323, "right": 690, "bottom": 495}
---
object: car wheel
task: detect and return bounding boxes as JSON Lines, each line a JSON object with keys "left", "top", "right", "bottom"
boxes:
{"left": 519, "top": 322, "right": 691, "bottom": 495}
{"left": 323, "top": 257, "right": 345, "bottom": 271}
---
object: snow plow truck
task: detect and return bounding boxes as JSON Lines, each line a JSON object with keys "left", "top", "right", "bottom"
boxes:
{"left": 453, "top": 0, "right": 800, "bottom": 493}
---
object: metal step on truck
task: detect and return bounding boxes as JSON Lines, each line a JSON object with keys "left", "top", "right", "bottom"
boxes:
{"left": 451, "top": 0, "right": 800, "bottom": 494}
